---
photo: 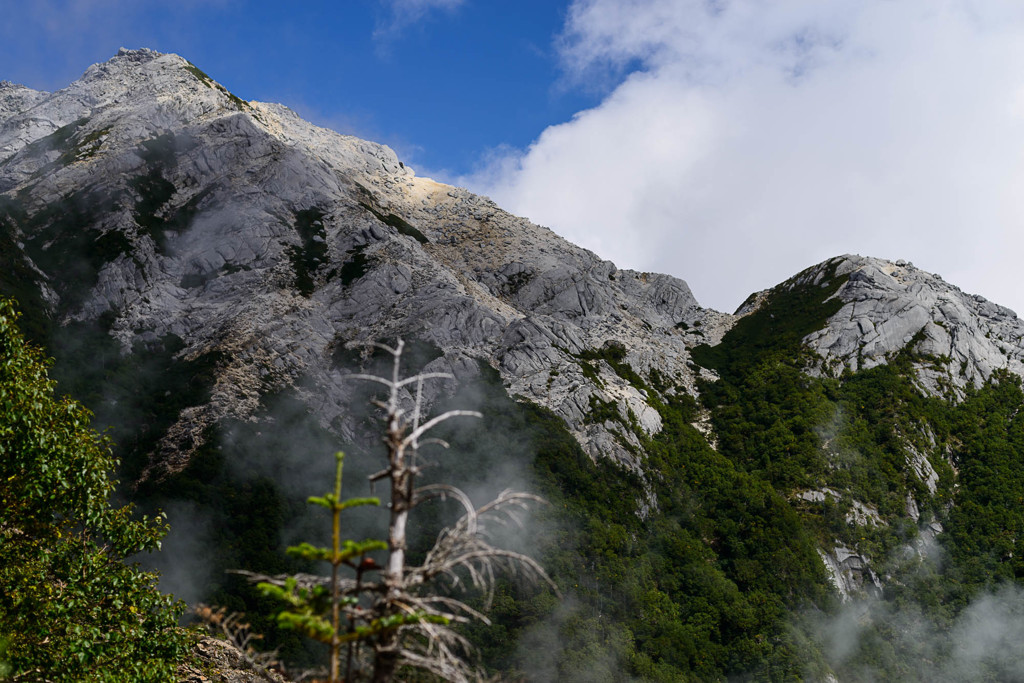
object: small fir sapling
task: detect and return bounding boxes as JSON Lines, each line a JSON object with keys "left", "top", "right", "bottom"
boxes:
{"left": 254, "top": 450, "right": 387, "bottom": 683}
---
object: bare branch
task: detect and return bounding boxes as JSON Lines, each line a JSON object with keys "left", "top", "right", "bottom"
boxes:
{"left": 345, "top": 373, "right": 396, "bottom": 388}
{"left": 346, "top": 371, "right": 455, "bottom": 390}
{"left": 416, "top": 437, "right": 451, "bottom": 449}
{"left": 403, "top": 410, "right": 483, "bottom": 448}
{"left": 414, "top": 484, "right": 477, "bottom": 523}
{"left": 368, "top": 468, "right": 390, "bottom": 483}
{"left": 395, "top": 372, "right": 455, "bottom": 388}
{"left": 344, "top": 340, "right": 400, "bottom": 357}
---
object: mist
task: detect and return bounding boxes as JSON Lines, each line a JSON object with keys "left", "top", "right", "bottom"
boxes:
{"left": 131, "top": 341, "right": 557, "bottom": 614}
{"left": 808, "top": 583, "right": 1024, "bottom": 681}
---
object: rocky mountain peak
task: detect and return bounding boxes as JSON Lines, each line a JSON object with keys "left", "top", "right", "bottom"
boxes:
{"left": 4, "top": 49, "right": 1024, "bottom": 476}
{"left": 801, "top": 254, "right": 1024, "bottom": 395}
{"left": 0, "top": 49, "right": 714, "bottom": 476}
{"left": 0, "top": 49, "right": 265, "bottom": 172}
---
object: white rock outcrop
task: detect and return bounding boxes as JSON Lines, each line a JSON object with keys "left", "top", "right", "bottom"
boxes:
{"left": 819, "top": 545, "right": 883, "bottom": 602}
{"left": 802, "top": 255, "right": 1024, "bottom": 396}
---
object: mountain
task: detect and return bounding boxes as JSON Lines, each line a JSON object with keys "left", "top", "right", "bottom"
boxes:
{"left": 0, "top": 48, "right": 721, "bottom": 478}
{"left": 4, "top": 49, "right": 1024, "bottom": 681}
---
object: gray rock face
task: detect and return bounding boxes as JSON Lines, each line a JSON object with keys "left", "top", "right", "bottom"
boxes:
{"left": 0, "top": 49, "right": 714, "bottom": 475}
{"left": 802, "top": 255, "right": 1024, "bottom": 396}
{"left": 819, "top": 545, "right": 883, "bottom": 602}
{"left": 177, "top": 636, "right": 284, "bottom": 683}
{"left": 0, "top": 81, "right": 48, "bottom": 126}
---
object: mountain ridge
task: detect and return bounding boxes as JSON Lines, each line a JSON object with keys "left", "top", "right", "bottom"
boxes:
{"left": 5, "top": 49, "right": 1024, "bottom": 681}
{"left": 0, "top": 47, "right": 725, "bottom": 478}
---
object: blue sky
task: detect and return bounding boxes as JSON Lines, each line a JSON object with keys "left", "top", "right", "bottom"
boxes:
{"left": 0, "top": 0, "right": 598, "bottom": 177}
{"left": 4, "top": 1, "right": 1024, "bottom": 316}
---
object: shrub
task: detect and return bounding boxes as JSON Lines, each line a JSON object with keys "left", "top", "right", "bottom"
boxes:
{"left": 0, "top": 298, "right": 190, "bottom": 682}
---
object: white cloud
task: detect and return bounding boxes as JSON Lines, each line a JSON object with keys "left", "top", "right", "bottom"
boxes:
{"left": 464, "top": 0, "right": 1024, "bottom": 315}
{"left": 375, "top": 0, "right": 465, "bottom": 41}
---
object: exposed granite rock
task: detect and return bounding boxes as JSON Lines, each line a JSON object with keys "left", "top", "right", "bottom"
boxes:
{"left": 0, "top": 81, "right": 48, "bottom": 129}
{"left": 177, "top": 637, "right": 284, "bottom": 683}
{"left": 906, "top": 494, "right": 920, "bottom": 523}
{"left": 819, "top": 544, "right": 883, "bottom": 602}
{"left": 803, "top": 255, "right": 1024, "bottom": 396}
{"left": 794, "top": 488, "right": 884, "bottom": 527}
{"left": 0, "top": 49, "right": 717, "bottom": 478}
{"left": 906, "top": 441, "right": 940, "bottom": 495}
{"left": 795, "top": 488, "right": 841, "bottom": 504}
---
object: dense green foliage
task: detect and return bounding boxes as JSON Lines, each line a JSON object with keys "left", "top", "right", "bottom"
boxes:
{"left": 130, "top": 132, "right": 204, "bottom": 253}
{"left": 688, "top": 262, "right": 1024, "bottom": 680}
{"left": 691, "top": 261, "right": 849, "bottom": 378}
{"left": 360, "top": 203, "right": 429, "bottom": 244}
{"left": 288, "top": 207, "right": 329, "bottom": 296}
{"left": 0, "top": 187, "right": 125, "bottom": 322}
{"left": 337, "top": 244, "right": 371, "bottom": 287}
{"left": 430, "top": 363, "right": 830, "bottom": 681}
{"left": 0, "top": 298, "right": 190, "bottom": 681}
{"left": 184, "top": 60, "right": 251, "bottom": 111}
{"left": 0, "top": 197, "right": 51, "bottom": 343}
{"left": 0, "top": 131, "right": 203, "bottom": 339}
{"left": 945, "top": 372, "right": 1024, "bottom": 582}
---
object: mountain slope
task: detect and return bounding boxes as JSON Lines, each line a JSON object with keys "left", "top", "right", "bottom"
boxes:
{"left": 0, "top": 48, "right": 720, "bottom": 482}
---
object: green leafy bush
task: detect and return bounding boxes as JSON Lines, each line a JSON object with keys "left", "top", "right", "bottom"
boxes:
{"left": 0, "top": 298, "right": 190, "bottom": 682}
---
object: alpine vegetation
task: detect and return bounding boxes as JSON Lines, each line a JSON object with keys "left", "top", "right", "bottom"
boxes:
{"left": 0, "top": 298, "right": 190, "bottom": 682}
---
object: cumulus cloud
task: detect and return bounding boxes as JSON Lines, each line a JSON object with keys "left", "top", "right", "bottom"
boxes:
{"left": 464, "top": 0, "right": 1024, "bottom": 314}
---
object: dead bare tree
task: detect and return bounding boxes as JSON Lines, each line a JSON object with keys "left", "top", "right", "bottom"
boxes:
{"left": 249, "top": 339, "right": 557, "bottom": 682}
{"left": 349, "top": 340, "right": 558, "bottom": 683}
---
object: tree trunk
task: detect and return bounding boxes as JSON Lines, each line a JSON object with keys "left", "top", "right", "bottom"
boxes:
{"left": 371, "top": 647, "right": 399, "bottom": 683}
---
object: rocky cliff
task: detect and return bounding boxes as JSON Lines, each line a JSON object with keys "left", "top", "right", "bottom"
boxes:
{"left": 0, "top": 48, "right": 725, "bottom": 481}
{"left": 802, "top": 256, "right": 1024, "bottom": 395}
